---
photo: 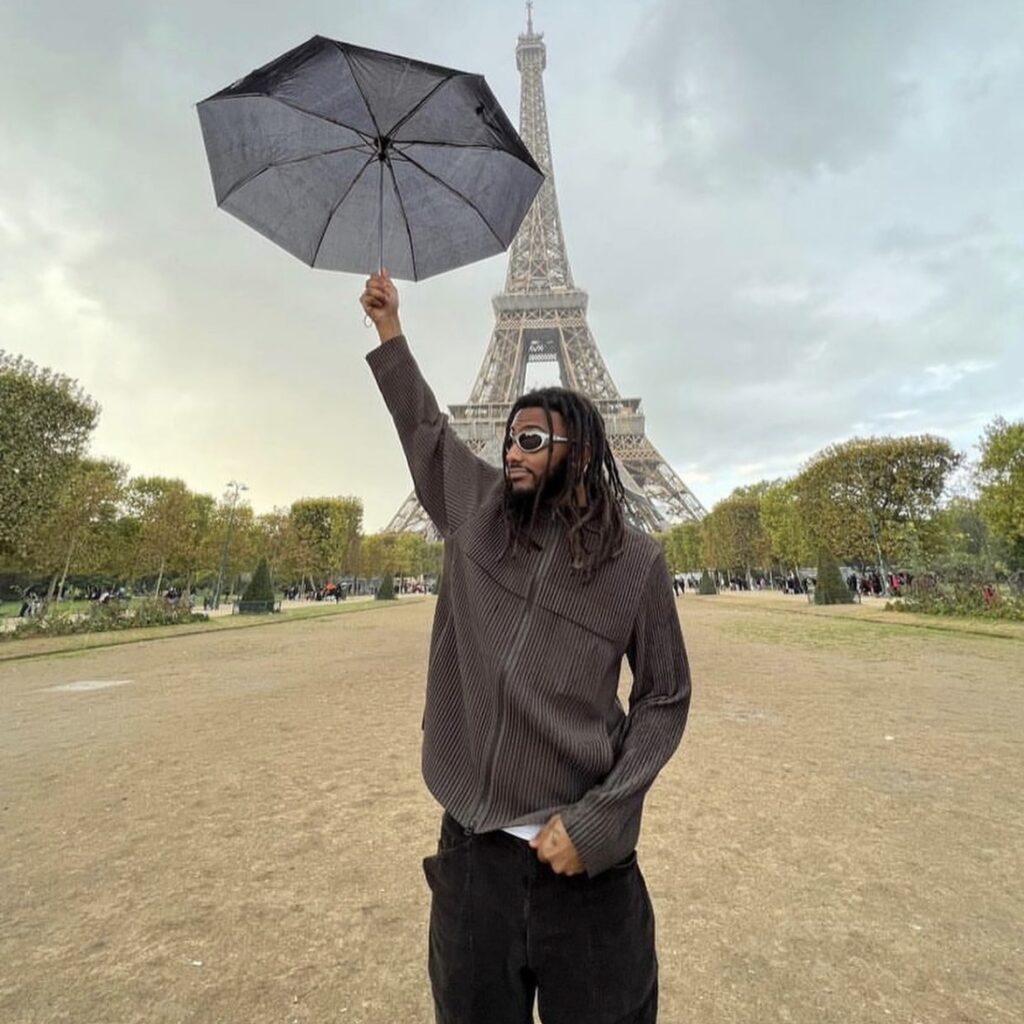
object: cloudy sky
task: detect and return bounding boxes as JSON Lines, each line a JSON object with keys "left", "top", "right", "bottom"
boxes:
{"left": 2, "top": 0, "right": 1022, "bottom": 529}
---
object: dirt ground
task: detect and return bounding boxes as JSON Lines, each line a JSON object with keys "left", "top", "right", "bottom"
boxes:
{"left": 1, "top": 593, "right": 1020, "bottom": 1024}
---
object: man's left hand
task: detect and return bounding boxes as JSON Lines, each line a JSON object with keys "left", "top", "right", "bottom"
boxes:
{"left": 530, "top": 814, "right": 584, "bottom": 876}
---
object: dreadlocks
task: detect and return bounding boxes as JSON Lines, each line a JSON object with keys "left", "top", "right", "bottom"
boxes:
{"left": 502, "top": 387, "right": 627, "bottom": 579}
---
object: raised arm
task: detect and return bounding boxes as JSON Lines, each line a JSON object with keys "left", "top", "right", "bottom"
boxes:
{"left": 361, "top": 272, "right": 502, "bottom": 537}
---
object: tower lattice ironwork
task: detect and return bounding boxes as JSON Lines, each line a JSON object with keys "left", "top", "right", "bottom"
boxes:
{"left": 386, "top": 7, "right": 706, "bottom": 537}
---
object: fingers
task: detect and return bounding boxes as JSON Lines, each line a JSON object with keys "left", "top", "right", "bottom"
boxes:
{"left": 529, "top": 815, "right": 584, "bottom": 875}
{"left": 361, "top": 273, "right": 396, "bottom": 309}
{"left": 360, "top": 278, "right": 393, "bottom": 320}
{"left": 529, "top": 821, "right": 552, "bottom": 859}
{"left": 546, "top": 851, "right": 584, "bottom": 876}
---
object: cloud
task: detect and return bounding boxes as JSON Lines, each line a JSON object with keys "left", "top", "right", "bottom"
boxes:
{"left": 900, "top": 361, "right": 996, "bottom": 396}
{"left": 618, "top": 0, "right": 930, "bottom": 188}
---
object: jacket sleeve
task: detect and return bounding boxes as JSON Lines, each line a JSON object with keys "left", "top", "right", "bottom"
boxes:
{"left": 366, "top": 336, "right": 502, "bottom": 538}
{"left": 560, "top": 550, "right": 691, "bottom": 876}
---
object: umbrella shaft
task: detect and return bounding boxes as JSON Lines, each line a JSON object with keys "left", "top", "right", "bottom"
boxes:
{"left": 378, "top": 161, "right": 384, "bottom": 274}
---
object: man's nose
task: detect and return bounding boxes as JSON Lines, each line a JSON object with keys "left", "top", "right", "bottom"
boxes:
{"left": 505, "top": 442, "right": 524, "bottom": 465}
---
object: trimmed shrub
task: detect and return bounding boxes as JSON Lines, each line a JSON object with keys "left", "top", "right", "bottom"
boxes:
{"left": 815, "top": 547, "right": 853, "bottom": 605}
{"left": 242, "top": 558, "right": 274, "bottom": 603}
{"left": 376, "top": 573, "right": 396, "bottom": 600}
{"left": 697, "top": 570, "right": 718, "bottom": 595}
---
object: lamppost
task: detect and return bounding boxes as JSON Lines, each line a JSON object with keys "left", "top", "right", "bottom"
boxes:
{"left": 212, "top": 480, "right": 247, "bottom": 610}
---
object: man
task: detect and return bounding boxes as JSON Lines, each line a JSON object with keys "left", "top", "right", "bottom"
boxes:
{"left": 361, "top": 271, "right": 691, "bottom": 1024}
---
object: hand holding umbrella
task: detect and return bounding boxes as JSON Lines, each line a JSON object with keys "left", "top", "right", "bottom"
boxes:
{"left": 360, "top": 270, "right": 402, "bottom": 342}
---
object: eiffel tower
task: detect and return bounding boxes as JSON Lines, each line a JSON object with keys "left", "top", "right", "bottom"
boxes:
{"left": 386, "top": 4, "right": 706, "bottom": 537}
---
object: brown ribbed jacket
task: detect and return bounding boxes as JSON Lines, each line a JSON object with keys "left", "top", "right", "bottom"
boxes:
{"left": 368, "top": 337, "right": 691, "bottom": 875}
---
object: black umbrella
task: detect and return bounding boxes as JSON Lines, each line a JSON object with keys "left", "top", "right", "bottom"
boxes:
{"left": 197, "top": 35, "right": 543, "bottom": 281}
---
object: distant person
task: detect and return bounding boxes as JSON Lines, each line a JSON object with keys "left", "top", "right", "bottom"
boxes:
{"left": 361, "top": 270, "right": 691, "bottom": 1024}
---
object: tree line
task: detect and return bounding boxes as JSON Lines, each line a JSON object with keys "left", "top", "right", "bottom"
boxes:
{"left": 4, "top": 349, "right": 1021, "bottom": 600}
{"left": 0, "top": 351, "right": 441, "bottom": 600}
{"left": 658, "top": 427, "right": 1024, "bottom": 584}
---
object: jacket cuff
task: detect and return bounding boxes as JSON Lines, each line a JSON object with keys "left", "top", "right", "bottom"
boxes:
{"left": 560, "top": 797, "right": 641, "bottom": 877}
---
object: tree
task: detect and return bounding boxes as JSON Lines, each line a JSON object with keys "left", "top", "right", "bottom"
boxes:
{"left": 922, "top": 496, "right": 1006, "bottom": 573}
{"left": 102, "top": 513, "right": 143, "bottom": 587}
{"left": 793, "top": 435, "right": 961, "bottom": 569}
{"left": 255, "top": 508, "right": 294, "bottom": 579}
{"left": 180, "top": 493, "right": 217, "bottom": 592}
{"left": 127, "top": 477, "right": 196, "bottom": 594}
{"left": 976, "top": 417, "right": 1024, "bottom": 568}
{"left": 290, "top": 497, "right": 364, "bottom": 584}
{"left": 395, "top": 532, "right": 426, "bottom": 578}
{"left": 0, "top": 351, "right": 100, "bottom": 561}
{"left": 199, "top": 498, "right": 258, "bottom": 600}
{"left": 699, "top": 491, "right": 771, "bottom": 574}
{"left": 760, "top": 480, "right": 814, "bottom": 573}
{"left": 662, "top": 522, "right": 703, "bottom": 574}
{"left": 25, "top": 458, "right": 127, "bottom": 599}
{"left": 223, "top": 504, "right": 260, "bottom": 594}
{"left": 423, "top": 540, "right": 444, "bottom": 579}
{"left": 360, "top": 532, "right": 398, "bottom": 579}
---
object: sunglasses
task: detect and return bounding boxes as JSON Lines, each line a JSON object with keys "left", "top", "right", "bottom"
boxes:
{"left": 505, "top": 428, "right": 570, "bottom": 453}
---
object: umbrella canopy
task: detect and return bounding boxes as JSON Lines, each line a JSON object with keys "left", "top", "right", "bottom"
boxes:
{"left": 197, "top": 36, "right": 544, "bottom": 281}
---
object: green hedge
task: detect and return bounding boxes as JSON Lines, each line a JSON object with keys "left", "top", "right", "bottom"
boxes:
{"left": 890, "top": 573, "right": 1024, "bottom": 621}
{"left": 1, "top": 598, "right": 207, "bottom": 641}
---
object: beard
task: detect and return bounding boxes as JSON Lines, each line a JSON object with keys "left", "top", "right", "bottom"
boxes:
{"left": 506, "top": 457, "right": 571, "bottom": 522}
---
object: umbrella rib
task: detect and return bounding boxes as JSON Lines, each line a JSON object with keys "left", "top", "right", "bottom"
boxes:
{"left": 217, "top": 143, "right": 372, "bottom": 207}
{"left": 311, "top": 154, "right": 377, "bottom": 268}
{"left": 385, "top": 74, "right": 456, "bottom": 137}
{"left": 278, "top": 142, "right": 373, "bottom": 165}
{"left": 394, "top": 141, "right": 511, "bottom": 153}
{"left": 335, "top": 44, "right": 384, "bottom": 139}
{"left": 385, "top": 159, "right": 419, "bottom": 280}
{"left": 391, "top": 150, "right": 506, "bottom": 249}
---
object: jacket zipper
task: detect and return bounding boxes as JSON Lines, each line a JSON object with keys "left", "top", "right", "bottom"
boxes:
{"left": 465, "top": 537, "right": 557, "bottom": 834}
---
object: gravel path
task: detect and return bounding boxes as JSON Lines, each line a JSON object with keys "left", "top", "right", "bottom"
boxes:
{"left": 1, "top": 594, "right": 1020, "bottom": 1023}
